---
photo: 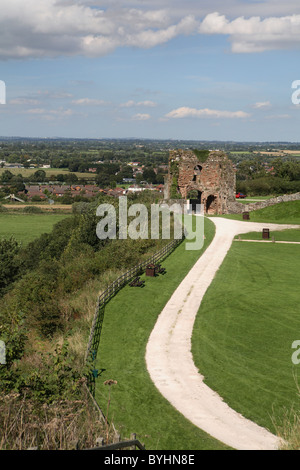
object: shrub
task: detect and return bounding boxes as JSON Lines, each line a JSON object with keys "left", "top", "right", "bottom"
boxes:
{"left": 0, "top": 388, "right": 111, "bottom": 450}
{"left": 23, "top": 205, "right": 44, "bottom": 214}
{"left": 0, "top": 238, "right": 22, "bottom": 296}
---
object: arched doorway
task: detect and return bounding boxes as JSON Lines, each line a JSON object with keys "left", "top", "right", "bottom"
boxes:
{"left": 188, "top": 190, "right": 202, "bottom": 213}
{"left": 206, "top": 195, "right": 218, "bottom": 214}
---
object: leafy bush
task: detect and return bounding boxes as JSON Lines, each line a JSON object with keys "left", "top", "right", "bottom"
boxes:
{"left": 0, "top": 309, "right": 27, "bottom": 393}
{"left": 23, "top": 205, "right": 44, "bottom": 214}
{"left": 0, "top": 238, "right": 22, "bottom": 296}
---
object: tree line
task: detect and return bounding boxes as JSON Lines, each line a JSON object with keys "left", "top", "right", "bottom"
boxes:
{"left": 236, "top": 157, "right": 300, "bottom": 195}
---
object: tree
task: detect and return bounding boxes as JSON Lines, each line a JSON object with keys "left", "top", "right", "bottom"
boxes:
{"left": 64, "top": 173, "right": 78, "bottom": 183}
{"left": 1, "top": 170, "right": 13, "bottom": 183}
{"left": 33, "top": 170, "right": 46, "bottom": 182}
{"left": 142, "top": 168, "right": 157, "bottom": 184}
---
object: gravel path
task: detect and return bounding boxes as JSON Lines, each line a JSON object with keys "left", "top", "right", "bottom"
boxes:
{"left": 145, "top": 217, "right": 300, "bottom": 450}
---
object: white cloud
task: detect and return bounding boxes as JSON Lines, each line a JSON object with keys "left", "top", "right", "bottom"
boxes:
{"left": 165, "top": 106, "right": 250, "bottom": 119}
{"left": 10, "top": 92, "right": 73, "bottom": 105}
{"left": 0, "top": 1, "right": 199, "bottom": 59}
{"left": 132, "top": 113, "right": 151, "bottom": 120}
{"left": 26, "top": 108, "right": 46, "bottom": 114}
{"left": 124, "top": 15, "right": 198, "bottom": 48}
{"left": 25, "top": 107, "right": 75, "bottom": 119}
{"left": 1, "top": 2, "right": 300, "bottom": 59}
{"left": 72, "top": 98, "right": 108, "bottom": 105}
{"left": 120, "top": 100, "right": 157, "bottom": 108}
{"left": 9, "top": 98, "right": 41, "bottom": 105}
{"left": 199, "top": 12, "right": 300, "bottom": 53}
{"left": 252, "top": 101, "right": 272, "bottom": 109}
{"left": 120, "top": 100, "right": 136, "bottom": 108}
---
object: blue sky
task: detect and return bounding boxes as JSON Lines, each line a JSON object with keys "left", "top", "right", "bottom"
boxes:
{"left": 0, "top": 0, "right": 300, "bottom": 141}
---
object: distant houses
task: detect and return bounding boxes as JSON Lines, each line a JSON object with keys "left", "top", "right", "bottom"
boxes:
{"left": 18, "top": 182, "right": 164, "bottom": 201}
{"left": 23, "top": 184, "right": 102, "bottom": 200}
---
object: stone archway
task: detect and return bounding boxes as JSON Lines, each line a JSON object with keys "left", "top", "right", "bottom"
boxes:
{"left": 206, "top": 195, "right": 218, "bottom": 214}
{"left": 187, "top": 189, "right": 202, "bottom": 213}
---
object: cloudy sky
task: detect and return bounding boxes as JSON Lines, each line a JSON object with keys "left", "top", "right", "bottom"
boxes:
{"left": 1, "top": 0, "right": 300, "bottom": 141}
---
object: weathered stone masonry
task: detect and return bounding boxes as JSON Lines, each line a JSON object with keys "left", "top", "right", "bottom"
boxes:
{"left": 165, "top": 149, "right": 236, "bottom": 215}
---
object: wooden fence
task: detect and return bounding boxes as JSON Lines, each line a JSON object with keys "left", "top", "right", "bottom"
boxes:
{"left": 84, "top": 433, "right": 145, "bottom": 451}
{"left": 85, "top": 237, "right": 183, "bottom": 376}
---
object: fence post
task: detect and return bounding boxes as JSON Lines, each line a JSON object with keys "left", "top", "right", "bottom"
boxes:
{"left": 130, "top": 433, "right": 137, "bottom": 450}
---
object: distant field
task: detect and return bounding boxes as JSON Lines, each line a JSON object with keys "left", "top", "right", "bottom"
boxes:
{"left": 0, "top": 213, "right": 71, "bottom": 245}
{"left": 2, "top": 204, "right": 72, "bottom": 212}
{"left": 229, "top": 151, "right": 253, "bottom": 155}
{"left": 0, "top": 167, "right": 96, "bottom": 179}
{"left": 253, "top": 150, "right": 300, "bottom": 157}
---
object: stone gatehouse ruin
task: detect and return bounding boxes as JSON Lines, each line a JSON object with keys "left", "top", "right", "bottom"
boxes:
{"left": 164, "top": 149, "right": 236, "bottom": 215}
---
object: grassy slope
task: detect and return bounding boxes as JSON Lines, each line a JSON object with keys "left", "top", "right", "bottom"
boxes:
{"left": 192, "top": 238, "right": 300, "bottom": 435}
{"left": 220, "top": 200, "right": 300, "bottom": 224}
{"left": 0, "top": 213, "right": 70, "bottom": 245}
{"left": 94, "top": 218, "right": 230, "bottom": 450}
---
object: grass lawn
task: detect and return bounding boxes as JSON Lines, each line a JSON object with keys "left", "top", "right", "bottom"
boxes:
{"left": 192, "top": 242, "right": 300, "bottom": 435}
{"left": 218, "top": 200, "right": 300, "bottom": 225}
{"left": 237, "top": 196, "right": 275, "bottom": 205}
{"left": 234, "top": 228, "right": 300, "bottom": 242}
{"left": 243, "top": 196, "right": 275, "bottom": 200}
{"left": 0, "top": 212, "right": 71, "bottom": 245}
{"left": 93, "top": 217, "right": 231, "bottom": 450}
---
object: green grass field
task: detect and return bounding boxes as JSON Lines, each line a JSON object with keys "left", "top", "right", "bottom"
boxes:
{"left": 221, "top": 200, "right": 300, "bottom": 225}
{"left": 0, "top": 213, "right": 71, "bottom": 245}
{"left": 0, "top": 167, "right": 96, "bottom": 180}
{"left": 94, "top": 218, "right": 231, "bottom": 450}
{"left": 235, "top": 228, "right": 300, "bottom": 242}
{"left": 237, "top": 196, "right": 275, "bottom": 205}
{"left": 192, "top": 242, "right": 300, "bottom": 435}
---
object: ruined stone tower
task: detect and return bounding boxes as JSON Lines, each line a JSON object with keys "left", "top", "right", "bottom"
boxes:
{"left": 165, "top": 149, "right": 236, "bottom": 214}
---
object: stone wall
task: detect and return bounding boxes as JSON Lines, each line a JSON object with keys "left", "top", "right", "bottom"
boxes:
{"left": 227, "top": 192, "right": 300, "bottom": 214}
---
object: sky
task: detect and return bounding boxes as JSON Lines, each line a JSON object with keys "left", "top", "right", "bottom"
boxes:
{"left": 1, "top": 0, "right": 300, "bottom": 141}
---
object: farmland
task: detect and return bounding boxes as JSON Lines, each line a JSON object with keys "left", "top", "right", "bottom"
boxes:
{"left": 0, "top": 212, "right": 71, "bottom": 245}
{"left": 0, "top": 167, "right": 97, "bottom": 180}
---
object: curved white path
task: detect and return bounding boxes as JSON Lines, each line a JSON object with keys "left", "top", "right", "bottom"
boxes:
{"left": 146, "top": 217, "right": 300, "bottom": 450}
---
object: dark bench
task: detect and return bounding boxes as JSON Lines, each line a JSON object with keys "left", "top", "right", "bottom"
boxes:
{"left": 129, "top": 277, "right": 145, "bottom": 287}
